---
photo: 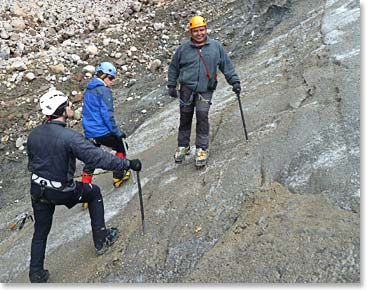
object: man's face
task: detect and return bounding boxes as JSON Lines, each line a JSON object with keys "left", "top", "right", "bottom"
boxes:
{"left": 191, "top": 26, "right": 207, "bottom": 45}
{"left": 104, "top": 75, "right": 115, "bottom": 88}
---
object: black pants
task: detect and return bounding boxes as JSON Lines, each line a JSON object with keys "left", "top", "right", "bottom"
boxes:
{"left": 30, "top": 181, "right": 105, "bottom": 273}
{"left": 83, "top": 133, "right": 127, "bottom": 179}
{"left": 178, "top": 85, "right": 213, "bottom": 150}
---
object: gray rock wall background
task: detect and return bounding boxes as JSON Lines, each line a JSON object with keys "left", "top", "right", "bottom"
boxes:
{"left": 0, "top": 0, "right": 360, "bottom": 283}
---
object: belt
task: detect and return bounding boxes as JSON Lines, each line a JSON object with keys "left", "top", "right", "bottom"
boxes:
{"left": 31, "top": 174, "right": 64, "bottom": 189}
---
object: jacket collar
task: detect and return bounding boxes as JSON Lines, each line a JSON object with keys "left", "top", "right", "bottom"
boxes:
{"left": 47, "top": 120, "right": 67, "bottom": 127}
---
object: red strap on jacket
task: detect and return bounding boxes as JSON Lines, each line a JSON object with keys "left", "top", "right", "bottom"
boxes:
{"left": 196, "top": 48, "right": 217, "bottom": 80}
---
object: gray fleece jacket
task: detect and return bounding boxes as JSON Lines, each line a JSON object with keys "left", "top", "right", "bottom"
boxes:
{"left": 167, "top": 37, "right": 240, "bottom": 93}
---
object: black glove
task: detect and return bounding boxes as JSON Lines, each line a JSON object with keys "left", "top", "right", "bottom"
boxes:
{"left": 168, "top": 86, "right": 178, "bottom": 98}
{"left": 129, "top": 159, "right": 142, "bottom": 171}
{"left": 232, "top": 82, "right": 241, "bottom": 95}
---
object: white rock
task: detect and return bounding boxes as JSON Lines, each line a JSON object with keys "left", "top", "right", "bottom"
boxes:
{"left": 131, "top": 2, "right": 142, "bottom": 12}
{"left": 86, "top": 44, "right": 98, "bottom": 55}
{"left": 11, "top": 61, "right": 27, "bottom": 71}
{"left": 0, "top": 30, "right": 10, "bottom": 40}
{"left": 153, "top": 22, "right": 165, "bottom": 31}
{"left": 70, "top": 54, "right": 81, "bottom": 63}
{"left": 83, "top": 65, "right": 95, "bottom": 74}
{"left": 11, "top": 18, "right": 26, "bottom": 31}
{"left": 103, "top": 38, "right": 111, "bottom": 46}
{"left": 24, "top": 72, "right": 35, "bottom": 81}
{"left": 149, "top": 59, "right": 161, "bottom": 72}
{"left": 15, "top": 137, "right": 26, "bottom": 148}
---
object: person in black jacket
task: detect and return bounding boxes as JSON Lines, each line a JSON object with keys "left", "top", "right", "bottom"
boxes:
{"left": 27, "top": 90, "right": 142, "bottom": 283}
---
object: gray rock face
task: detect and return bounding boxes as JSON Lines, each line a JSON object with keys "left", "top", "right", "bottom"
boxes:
{"left": 0, "top": 0, "right": 359, "bottom": 284}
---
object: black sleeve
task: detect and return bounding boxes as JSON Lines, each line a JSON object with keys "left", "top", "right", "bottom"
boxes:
{"left": 69, "top": 132, "right": 130, "bottom": 171}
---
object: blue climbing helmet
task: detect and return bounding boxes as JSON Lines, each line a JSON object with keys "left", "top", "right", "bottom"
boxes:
{"left": 96, "top": 62, "right": 117, "bottom": 77}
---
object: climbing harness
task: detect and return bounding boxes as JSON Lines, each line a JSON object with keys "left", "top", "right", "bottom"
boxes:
{"left": 179, "top": 92, "right": 211, "bottom": 106}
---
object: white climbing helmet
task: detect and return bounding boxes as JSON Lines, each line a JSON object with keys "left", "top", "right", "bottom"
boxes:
{"left": 39, "top": 90, "right": 68, "bottom": 116}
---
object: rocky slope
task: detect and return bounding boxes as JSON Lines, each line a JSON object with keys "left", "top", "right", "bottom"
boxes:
{"left": 0, "top": 0, "right": 360, "bottom": 283}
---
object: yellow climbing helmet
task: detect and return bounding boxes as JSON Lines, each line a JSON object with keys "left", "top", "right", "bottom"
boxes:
{"left": 189, "top": 16, "right": 207, "bottom": 30}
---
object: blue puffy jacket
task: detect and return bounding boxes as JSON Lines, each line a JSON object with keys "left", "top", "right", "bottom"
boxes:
{"left": 82, "top": 77, "right": 122, "bottom": 138}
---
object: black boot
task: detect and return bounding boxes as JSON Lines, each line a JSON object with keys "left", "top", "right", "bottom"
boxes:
{"left": 93, "top": 227, "right": 120, "bottom": 255}
{"left": 29, "top": 269, "right": 49, "bottom": 283}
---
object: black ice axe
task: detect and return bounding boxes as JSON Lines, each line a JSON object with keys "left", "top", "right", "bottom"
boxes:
{"left": 236, "top": 92, "right": 248, "bottom": 141}
{"left": 122, "top": 138, "right": 136, "bottom": 184}
{"left": 136, "top": 171, "right": 145, "bottom": 234}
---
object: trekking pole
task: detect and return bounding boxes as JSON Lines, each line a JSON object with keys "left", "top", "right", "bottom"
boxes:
{"left": 122, "top": 138, "right": 136, "bottom": 184}
{"left": 136, "top": 171, "right": 145, "bottom": 234}
{"left": 236, "top": 92, "right": 249, "bottom": 141}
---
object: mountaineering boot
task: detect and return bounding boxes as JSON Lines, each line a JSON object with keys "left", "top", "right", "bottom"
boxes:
{"left": 174, "top": 146, "right": 190, "bottom": 163}
{"left": 94, "top": 227, "right": 120, "bottom": 255}
{"left": 195, "top": 148, "right": 208, "bottom": 167}
{"left": 113, "top": 169, "right": 131, "bottom": 188}
{"left": 113, "top": 152, "right": 130, "bottom": 188}
{"left": 81, "top": 171, "right": 93, "bottom": 209}
{"left": 29, "top": 269, "right": 49, "bottom": 283}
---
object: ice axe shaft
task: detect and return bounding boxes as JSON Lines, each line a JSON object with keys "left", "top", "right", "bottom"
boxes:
{"left": 136, "top": 171, "right": 145, "bottom": 234}
{"left": 236, "top": 92, "right": 248, "bottom": 141}
{"left": 122, "top": 138, "right": 136, "bottom": 184}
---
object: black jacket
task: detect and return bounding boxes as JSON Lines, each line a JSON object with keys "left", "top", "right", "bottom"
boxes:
{"left": 27, "top": 120, "right": 130, "bottom": 182}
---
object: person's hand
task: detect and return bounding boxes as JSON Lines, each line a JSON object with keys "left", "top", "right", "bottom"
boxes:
{"left": 232, "top": 82, "right": 241, "bottom": 95}
{"left": 129, "top": 159, "right": 142, "bottom": 171}
{"left": 168, "top": 86, "right": 178, "bottom": 98}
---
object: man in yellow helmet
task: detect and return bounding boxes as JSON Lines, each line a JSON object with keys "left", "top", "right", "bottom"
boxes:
{"left": 168, "top": 15, "right": 241, "bottom": 167}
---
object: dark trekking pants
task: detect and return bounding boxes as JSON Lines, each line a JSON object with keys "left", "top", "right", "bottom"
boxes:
{"left": 83, "top": 133, "right": 127, "bottom": 179}
{"left": 178, "top": 85, "right": 213, "bottom": 150}
{"left": 30, "top": 181, "right": 105, "bottom": 273}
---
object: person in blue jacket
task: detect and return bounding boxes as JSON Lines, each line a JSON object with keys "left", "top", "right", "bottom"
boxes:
{"left": 81, "top": 62, "right": 130, "bottom": 188}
